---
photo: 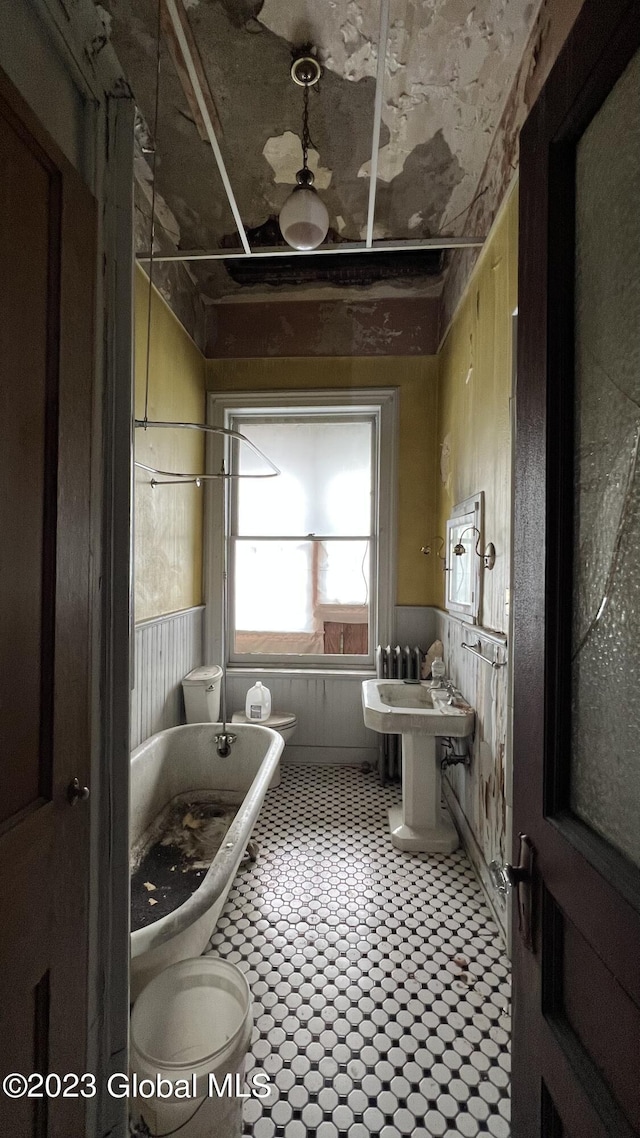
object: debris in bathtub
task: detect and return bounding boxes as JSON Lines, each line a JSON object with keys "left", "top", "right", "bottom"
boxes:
{"left": 130, "top": 793, "right": 239, "bottom": 932}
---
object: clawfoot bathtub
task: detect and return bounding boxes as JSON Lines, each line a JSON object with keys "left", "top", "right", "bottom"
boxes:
{"left": 130, "top": 722, "right": 282, "bottom": 1000}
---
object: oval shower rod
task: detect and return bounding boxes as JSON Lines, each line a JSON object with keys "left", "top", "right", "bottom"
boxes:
{"left": 134, "top": 11, "right": 283, "bottom": 486}
{"left": 134, "top": 419, "right": 280, "bottom": 480}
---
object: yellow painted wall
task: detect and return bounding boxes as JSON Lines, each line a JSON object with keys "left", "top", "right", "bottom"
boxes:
{"left": 437, "top": 187, "right": 518, "bottom": 633}
{"left": 436, "top": 186, "right": 518, "bottom": 924}
{"left": 134, "top": 266, "right": 206, "bottom": 621}
{"left": 206, "top": 357, "right": 441, "bottom": 606}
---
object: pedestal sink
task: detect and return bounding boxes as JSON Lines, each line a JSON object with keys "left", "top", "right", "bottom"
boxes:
{"left": 361, "top": 680, "right": 474, "bottom": 853}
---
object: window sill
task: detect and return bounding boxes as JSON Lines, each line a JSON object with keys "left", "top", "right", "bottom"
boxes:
{"left": 226, "top": 665, "right": 376, "bottom": 679}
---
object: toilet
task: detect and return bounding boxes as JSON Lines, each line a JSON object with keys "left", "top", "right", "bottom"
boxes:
{"left": 230, "top": 709, "right": 297, "bottom": 743}
{"left": 230, "top": 711, "right": 297, "bottom": 788}
{"left": 181, "top": 666, "right": 296, "bottom": 788}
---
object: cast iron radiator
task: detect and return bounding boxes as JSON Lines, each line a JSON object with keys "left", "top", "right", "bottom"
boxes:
{"left": 375, "top": 645, "right": 425, "bottom": 783}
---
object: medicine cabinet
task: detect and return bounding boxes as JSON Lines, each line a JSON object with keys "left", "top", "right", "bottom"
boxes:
{"left": 445, "top": 492, "right": 483, "bottom": 623}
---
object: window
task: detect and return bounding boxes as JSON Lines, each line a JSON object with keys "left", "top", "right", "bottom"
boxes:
{"left": 206, "top": 390, "right": 396, "bottom": 669}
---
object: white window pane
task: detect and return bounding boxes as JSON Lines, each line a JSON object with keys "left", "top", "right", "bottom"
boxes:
{"left": 234, "top": 540, "right": 313, "bottom": 633}
{"left": 234, "top": 419, "right": 372, "bottom": 536}
{"left": 233, "top": 538, "right": 369, "bottom": 656}
{"left": 318, "top": 541, "right": 370, "bottom": 606}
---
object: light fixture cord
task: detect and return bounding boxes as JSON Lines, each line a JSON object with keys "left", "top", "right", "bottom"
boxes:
{"left": 300, "top": 77, "right": 323, "bottom": 173}
{"left": 143, "top": 0, "right": 163, "bottom": 428}
{"left": 301, "top": 82, "right": 311, "bottom": 171}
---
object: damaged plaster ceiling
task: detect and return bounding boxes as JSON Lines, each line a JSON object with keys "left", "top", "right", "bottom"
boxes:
{"left": 102, "top": 0, "right": 540, "bottom": 305}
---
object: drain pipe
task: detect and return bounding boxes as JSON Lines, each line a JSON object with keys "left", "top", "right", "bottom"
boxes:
{"left": 440, "top": 736, "right": 472, "bottom": 771}
{"left": 215, "top": 461, "right": 236, "bottom": 757}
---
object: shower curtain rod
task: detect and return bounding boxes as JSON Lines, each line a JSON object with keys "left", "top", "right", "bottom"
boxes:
{"left": 134, "top": 5, "right": 280, "bottom": 485}
{"left": 134, "top": 419, "right": 280, "bottom": 481}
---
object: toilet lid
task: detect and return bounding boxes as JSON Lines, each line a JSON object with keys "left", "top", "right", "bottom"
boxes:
{"left": 231, "top": 711, "right": 297, "bottom": 730}
{"left": 183, "top": 664, "right": 223, "bottom": 684}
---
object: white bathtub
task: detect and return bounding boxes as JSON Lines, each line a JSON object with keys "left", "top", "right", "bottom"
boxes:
{"left": 130, "top": 722, "right": 283, "bottom": 1000}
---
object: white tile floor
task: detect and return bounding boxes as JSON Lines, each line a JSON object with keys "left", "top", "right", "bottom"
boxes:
{"left": 207, "top": 765, "right": 511, "bottom": 1138}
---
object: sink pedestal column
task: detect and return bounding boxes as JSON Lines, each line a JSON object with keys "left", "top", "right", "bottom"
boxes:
{"left": 388, "top": 733, "right": 459, "bottom": 853}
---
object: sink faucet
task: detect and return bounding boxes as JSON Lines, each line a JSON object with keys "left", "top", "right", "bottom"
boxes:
{"left": 441, "top": 679, "right": 458, "bottom": 702}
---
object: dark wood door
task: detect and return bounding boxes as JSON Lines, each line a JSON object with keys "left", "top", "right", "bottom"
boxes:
{"left": 513, "top": 1, "right": 640, "bottom": 1135}
{"left": 0, "top": 69, "right": 97, "bottom": 1136}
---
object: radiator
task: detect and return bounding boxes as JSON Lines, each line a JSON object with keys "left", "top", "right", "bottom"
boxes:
{"left": 375, "top": 644, "right": 425, "bottom": 783}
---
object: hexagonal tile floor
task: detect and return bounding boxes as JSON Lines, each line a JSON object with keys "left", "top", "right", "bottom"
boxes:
{"left": 207, "top": 765, "right": 511, "bottom": 1138}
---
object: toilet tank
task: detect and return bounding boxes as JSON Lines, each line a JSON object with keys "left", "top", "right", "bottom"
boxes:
{"left": 182, "top": 665, "right": 223, "bottom": 723}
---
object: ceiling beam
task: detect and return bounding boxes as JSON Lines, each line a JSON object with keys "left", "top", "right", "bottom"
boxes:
{"left": 160, "top": 0, "right": 223, "bottom": 143}
{"left": 137, "top": 235, "right": 486, "bottom": 263}
{"left": 365, "top": 0, "right": 390, "bottom": 249}
{"left": 162, "top": 0, "right": 251, "bottom": 254}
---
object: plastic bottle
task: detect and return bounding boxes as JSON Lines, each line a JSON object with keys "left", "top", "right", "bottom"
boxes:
{"left": 431, "top": 657, "right": 446, "bottom": 684}
{"left": 245, "top": 681, "right": 272, "bottom": 721}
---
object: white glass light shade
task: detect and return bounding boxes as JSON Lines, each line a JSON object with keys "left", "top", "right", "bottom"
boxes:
{"left": 279, "top": 185, "right": 329, "bottom": 250}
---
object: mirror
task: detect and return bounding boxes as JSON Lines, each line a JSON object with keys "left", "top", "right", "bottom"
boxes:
{"left": 445, "top": 492, "right": 483, "bottom": 622}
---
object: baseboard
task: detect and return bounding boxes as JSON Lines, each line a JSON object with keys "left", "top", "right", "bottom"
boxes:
{"left": 283, "top": 746, "right": 378, "bottom": 767}
{"left": 443, "top": 782, "right": 509, "bottom": 950}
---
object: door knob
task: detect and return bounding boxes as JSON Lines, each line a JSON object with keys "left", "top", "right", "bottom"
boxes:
{"left": 67, "top": 777, "right": 90, "bottom": 806}
{"left": 489, "top": 833, "right": 534, "bottom": 950}
{"left": 489, "top": 859, "right": 528, "bottom": 896}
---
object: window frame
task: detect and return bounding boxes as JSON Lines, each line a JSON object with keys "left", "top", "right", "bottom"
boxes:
{"left": 205, "top": 389, "right": 397, "bottom": 673}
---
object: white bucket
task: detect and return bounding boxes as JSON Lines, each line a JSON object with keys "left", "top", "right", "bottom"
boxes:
{"left": 130, "top": 957, "right": 253, "bottom": 1138}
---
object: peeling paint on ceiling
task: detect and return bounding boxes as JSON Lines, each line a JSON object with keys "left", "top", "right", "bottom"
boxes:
{"left": 263, "top": 132, "right": 333, "bottom": 188}
{"left": 253, "top": 0, "right": 540, "bottom": 236}
{"left": 102, "top": 0, "right": 543, "bottom": 313}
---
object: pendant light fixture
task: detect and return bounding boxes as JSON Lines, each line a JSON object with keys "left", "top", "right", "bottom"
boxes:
{"left": 278, "top": 52, "right": 329, "bottom": 251}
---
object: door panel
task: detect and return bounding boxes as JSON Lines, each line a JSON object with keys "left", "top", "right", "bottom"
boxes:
{"left": 570, "top": 45, "right": 640, "bottom": 867}
{"left": 0, "top": 107, "right": 57, "bottom": 828}
{"left": 0, "top": 69, "right": 96, "bottom": 1137}
{"left": 513, "top": 1, "right": 640, "bottom": 1135}
{"left": 542, "top": 888, "right": 639, "bottom": 1130}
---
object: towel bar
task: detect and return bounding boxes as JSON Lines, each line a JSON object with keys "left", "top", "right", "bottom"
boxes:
{"left": 461, "top": 640, "right": 507, "bottom": 669}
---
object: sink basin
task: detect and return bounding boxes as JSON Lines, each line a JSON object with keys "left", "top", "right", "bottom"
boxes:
{"left": 362, "top": 679, "right": 474, "bottom": 737}
{"left": 376, "top": 683, "right": 435, "bottom": 708}
{"left": 361, "top": 679, "right": 475, "bottom": 854}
